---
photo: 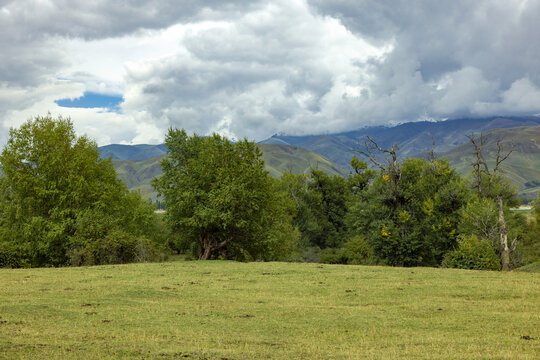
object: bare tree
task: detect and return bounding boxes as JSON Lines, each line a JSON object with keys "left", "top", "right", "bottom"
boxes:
{"left": 354, "top": 136, "right": 404, "bottom": 212}
{"left": 467, "top": 133, "right": 514, "bottom": 271}
{"left": 355, "top": 136, "right": 400, "bottom": 185}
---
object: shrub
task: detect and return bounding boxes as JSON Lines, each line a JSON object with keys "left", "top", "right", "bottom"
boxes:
{"left": 442, "top": 234, "right": 500, "bottom": 270}
{"left": 342, "top": 235, "right": 375, "bottom": 265}
{"left": 68, "top": 230, "right": 168, "bottom": 266}
{"left": 68, "top": 210, "right": 168, "bottom": 266}
{"left": 320, "top": 248, "right": 347, "bottom": 264}
{"left": 0, "top": 242, "right": 22, "bottom": 268}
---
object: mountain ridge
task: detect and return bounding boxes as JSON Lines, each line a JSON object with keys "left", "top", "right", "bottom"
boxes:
{"left": 440, "top": 125, "right": 540, "bottom": 201}
{"left": 260, "top": 116, "right": 540, "bottom": 169}
{"left": 98, "top": 116, "right": 540, "bottom": 201}
{"left": 107, "top": 144, "right": 346, "bottom": 201}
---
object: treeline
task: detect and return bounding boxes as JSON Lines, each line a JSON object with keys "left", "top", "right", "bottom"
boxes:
{"left": 1, "top": 115, "right": 539, "bottom": 270}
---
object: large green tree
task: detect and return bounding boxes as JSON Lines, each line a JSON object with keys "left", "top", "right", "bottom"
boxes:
{"left": 348, "top": 154, "right": 469, "bottom": 267}
{"left": 153, "top": 129, "right": 298, "bottom": 261}
{"left": 0, "top": 115, "right": 160, "bottom": 267}
{"left": 280, "top": 169, "right": 350, "bottom": 250}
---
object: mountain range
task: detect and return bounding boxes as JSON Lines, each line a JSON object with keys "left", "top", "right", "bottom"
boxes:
{"left": 260, "top": 116, "right": 540, "bottom": 169}
{"left": 106, "top": 143, "right": 346, "bottom": 201}
{"left": 99, "top": 116, "right": 540, "bottom": 202}
{"left": 442, "top": 126, "right": 540, "bottom": 202}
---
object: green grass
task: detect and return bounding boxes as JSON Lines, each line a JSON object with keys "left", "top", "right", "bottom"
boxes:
{"left": 515, "top": 261, "right": 540, "bottom": 273}
{"left": 1, "top": 261, "right": 539, "bottom": 359}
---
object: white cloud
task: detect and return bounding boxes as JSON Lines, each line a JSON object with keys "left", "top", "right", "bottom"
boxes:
{"left": 432, "top": 67, "right": 499, "bottom": 115}
{"left": 118, "top": 0, "right": 392, "bottom": 141}
{"left": 1, "top": 0, "right": 540, "bottom": 146}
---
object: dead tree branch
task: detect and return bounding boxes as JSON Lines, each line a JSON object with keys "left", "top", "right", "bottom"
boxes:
{"left": 493, "top": 138, "right": 514, "bottom": 174}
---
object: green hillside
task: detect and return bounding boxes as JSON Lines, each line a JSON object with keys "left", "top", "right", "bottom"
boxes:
{"left": 113, "top": 155, "right": 164, "bottom": 200}
{"left": 257, "top": 144, "right": 345, "bottom": 178}
{"left": 100, "top": 143, "right": 167, "bottom": 160}
{"left": 441, "top": 126, "right": 540, "bottom": 202}
{"left": 113, "top": 144, "right": 345, "bottom": 200}
{"left": 104, "top": 119, "right": 540, "bottom": 202}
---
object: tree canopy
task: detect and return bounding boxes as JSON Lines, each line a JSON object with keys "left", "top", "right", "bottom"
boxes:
{"left": 1, "top": 116, "right": 535, "bottom": 271}
{"left": 153, "top": 128, "right": 298, "bottom": 261}
{"left": 0, "top": 115, "right": 162, "bottom": 267}
{"left": 280, "top": 169, "right": 350, "bottom": 250}
{"left": 348, "top": 157, "right": 469, "bottom": 266}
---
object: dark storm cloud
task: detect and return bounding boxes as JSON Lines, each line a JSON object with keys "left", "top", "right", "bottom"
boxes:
{"left": 1, "top": 0, "right": 262, "bottom": 40}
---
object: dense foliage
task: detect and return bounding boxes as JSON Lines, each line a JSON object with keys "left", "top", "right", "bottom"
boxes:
{"left": 519, "top": 196, "right": 540, "bottom": 265}
{"left": 2, "top": 115, "right": 538, "bottom": 271}
{"left": 153, "top": 129, "right": 298, "bottom": 261}
{"left": 0, "top": 115, "right": 165, "bottom": 267}
{"left": 348, "top": 158, "right": 469, "bottom": 266}
{"left": 441, "top": 234, "right": 500, "bottom": 270}
{"left": 280, "top": 169, "right": 349, "bottom": 250}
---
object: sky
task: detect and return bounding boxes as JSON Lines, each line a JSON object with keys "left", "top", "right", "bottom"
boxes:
{"left": 1, "top": 0, "right": 540, "bottom": 146}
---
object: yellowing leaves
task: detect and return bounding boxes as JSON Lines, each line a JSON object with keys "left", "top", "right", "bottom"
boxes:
{"left": 381, "top": 225, "right": 391, "bottom": 238}
{"left": 398, "top": 210, "right": 411, "bottom": 223}
{"left": 422, "top": 198, "right": 434, "bottom": 216}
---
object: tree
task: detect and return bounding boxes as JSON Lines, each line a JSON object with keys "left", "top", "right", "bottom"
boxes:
{"left": 520, "top": 193, "right": 540, "bottom": 265}
{"left": 280, "top": 169, "right": 350, "bottom": 250}
{"left": 467, "top": 133, "right": 520, "bottom": 271}
{"left": 153, "top": 129, "right": 298, "bottom": 261}
{"left": 348, "top": 156, "right": 376, "bottom": 195}
{"left": 458, "top": 195, "right": 525, "bottom": 268}
{"left": 0, "top": 114, "right": 160, "bottom": 267}
{"left": 350, "top": 138, "right": 468, "bottom": 266}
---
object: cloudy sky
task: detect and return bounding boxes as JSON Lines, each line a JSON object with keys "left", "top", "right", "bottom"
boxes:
{"left": 1, "top": 0, "right": 540, "bottom": 145}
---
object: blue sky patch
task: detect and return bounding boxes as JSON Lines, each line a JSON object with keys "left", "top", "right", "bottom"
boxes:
{"left": 55, "top": 92, "right": 123, "bottom": 112}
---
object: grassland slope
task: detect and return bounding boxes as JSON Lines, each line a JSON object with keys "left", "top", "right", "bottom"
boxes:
{"left": 0, "top": 261, "right": 538, "bottom": 359}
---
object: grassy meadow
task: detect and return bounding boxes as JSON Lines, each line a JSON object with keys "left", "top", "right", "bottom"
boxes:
{"left": 0, "top": 261, "right": 539, "bottom": 359}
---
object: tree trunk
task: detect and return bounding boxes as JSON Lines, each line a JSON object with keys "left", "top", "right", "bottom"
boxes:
{"left": 199, "top": 246, "right": 211, "bottom": 260}
{"left": 497, "top": 196, "right": 511, "bottom": 271}
{"left": 199, "top": 235, "right": 212, "bottom": 260}
{"left": 198, "top": 235, "right": 231, "bottom": 260}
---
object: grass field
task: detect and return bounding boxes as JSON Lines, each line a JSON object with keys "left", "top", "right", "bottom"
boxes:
{"left": 0, "top": 261, "right": 539, "bottom": 359}
{"left": 516, "top": 261, "right": 540, "bottom": 273}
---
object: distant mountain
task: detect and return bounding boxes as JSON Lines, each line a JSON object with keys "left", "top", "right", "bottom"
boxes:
{"left": 100, "top": 116, "right": 540, "bottom": 201}
{"left": 99, "top": 143, "right": 167, "bottom": 160}
{"left": 257, "top": 144, "right": 345, "bottom": 178}
{"left": 106, "top": 144, "right": 345, "bottom": 201}
{"left": 112, "top": 155, "right": 164, "bottom": 200}
{"left": 439, "top": 126, "right": 540, "bottom": 202}
{"left": 261, "top": 116, "right": 540, "bottom": 169}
